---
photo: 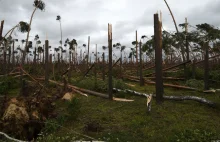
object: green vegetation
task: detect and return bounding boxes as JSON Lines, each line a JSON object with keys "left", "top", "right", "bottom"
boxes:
{"left": 35, "top": 78, "right": 220, "bottom": 142}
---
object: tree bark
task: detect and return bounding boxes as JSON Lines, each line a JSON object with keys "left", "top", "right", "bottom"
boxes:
{"left": 108, "top": 23, "right": 113, "bottom": 100}
{"left": 45, "top": 40, "right": 49, "bottom": 86}
{"left": 154, "top": 14, "right": 164, "bottom": 103}
{"left": 139, "top": 40, "right": 144, "bottom": 86}
{"left": 204, "top": 42, "right": 209, "bottom": 90}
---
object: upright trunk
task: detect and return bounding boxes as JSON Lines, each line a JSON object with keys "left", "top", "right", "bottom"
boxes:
{"left": 43, "top": 45, "right": 45, "bottom": 64}
{"left": 154, "top": 13, "right": 164, "bottom": 104}
{"left": 102, "top": 52, "right": 105, "bottom": 80}
{"left": 68, "top": 51, "right": 72, "bottom": 83}
{"left": 8, "top": 44, "right": 11, "bottom": 72}
{"left": 139, "top": 41, "right": 144, "bottom": 86}
{"left": 12, "top": 40, "right": 15, "bottom": 68}
{"left": 185, "top": 18, "right": 189, "bottom": 61}
{"left": 34, "top": 48, "right": 36, "bottom": 64}
{"left": 108, "top": 23, "right": 113, "bottom": 100}
{"left": 136, "top": 30, "right": 138, "bottom": 64}
{"left": 0, "top": 20, "right": 4, "bottom": 40}
{"left": 23, "top": 7, "right": 37, "bottom": 65}
{"left": 204, "top": 42, "right": 209, "bottom": 90}
{"left": 120, "top": 51, "right": 122, "bottom": 78}
{"left": 45, "top": 40, "right": 49, "bottom": 86}
{"left": 87, "top": 36, "right": 90, "bottom": 67}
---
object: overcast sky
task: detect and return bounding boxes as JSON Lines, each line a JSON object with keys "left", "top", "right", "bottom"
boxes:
{"left": 1, "top": 0, "right": 220, "bottom": 59}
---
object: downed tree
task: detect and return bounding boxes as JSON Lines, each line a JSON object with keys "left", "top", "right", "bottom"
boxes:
{"left": 113, "top": 88, "right": 216, "bottom": 107}
{"left": 49, "top": 80, "right": 134, "bottom": 102}
{"left": 145, "top": 60, "right": 191, "bottom": 77}
{"left": 125, "top": 75, "right": 197, "bottom": 91}
{"left": 145, "top": 77, "right": 185, "bottom": 81}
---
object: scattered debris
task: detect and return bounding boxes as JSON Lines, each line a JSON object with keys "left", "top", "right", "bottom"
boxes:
{"left": 62, "top": 92, "right": 75, "bottom": 101}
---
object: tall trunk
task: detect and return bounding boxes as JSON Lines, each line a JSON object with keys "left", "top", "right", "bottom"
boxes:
{"left": 204, "top": 42, "right": 209, "bottom": 90}
{"left": 154, "top": 13, "right": 164, "bottom": 104}
{"left": 102, "top": 52, "right": 105, "bottom": 80}
{"left": 34, "top": 48, "right": 36, "bottom": 64}
{"left": 87, "top": 36, "right": 90, "bottom": 67}
{"left": 43, "top": 45, "right": 45, "bottom": 64}
{"left": 12, "top": 40, "right": 15, "bottom": 68}
{"left": 23, "top": 7, "right": 37, "bottom": 65}
{"left": 8, "top": 45, "right": 11, "bottom": 72}
{"left": 45, "top": 40, "right": 49, "bottom": 86}
{"left": 120, "top": 51, "right": 122, "bottom": 78}
{"left": 108, "top": 23, "right": 113, "bottom": 100}
{"left": 59, "top": 20, "right": 63, "bottom": 61}
{"left": 139, "top": 41, "right": 144, "bottom": 86}
{"left": 136, "top": 30, "right": 138, "bottom": 64}
{"left": 0, "top": 20, "right": 4, "bottom": 41}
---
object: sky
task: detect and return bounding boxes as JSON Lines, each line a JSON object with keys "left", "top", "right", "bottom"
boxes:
{"left": 1, "top": 0, "right": 220, "bottom": 61}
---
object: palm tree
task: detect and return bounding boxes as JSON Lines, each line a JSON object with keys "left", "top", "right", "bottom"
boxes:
{"left": 23, "top": 0, "right": 45, "bottom": 64}
{"left": 56, "top": 15, "right": 63, "bottom": 60}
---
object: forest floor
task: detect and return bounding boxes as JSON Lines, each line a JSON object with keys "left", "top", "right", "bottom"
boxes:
{"left": 35, "top": 79, "right": 220, "bottom": 142}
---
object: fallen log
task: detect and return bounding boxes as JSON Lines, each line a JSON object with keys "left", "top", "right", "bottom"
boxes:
{"left": 145, "top": 77, "right": 185, "bottom": 81}
{"left": 195, "top": 54, "right": 220, "bottom": 65}
{"left": 113, "top": 88, "right": 215, "bottom": 107}
{"left": 143, "top": 65, "right": 155, "bottom": 71}
{"left": 145, "top": 60, "right": 191, "bottom": 77}
{"left": 125, "top": 76, "right": 197, "bottom": 91}
{"left": 49, "top": 80, "right": 108, "bottom": 98}
{"left": 0, "top": 72, "right": 20, "bottom": 77}
{"left": 163, "top": 96, "right": 215, "bottom": 107}
{"left": 49, "top": 80, "right": 134, "bottom": 101}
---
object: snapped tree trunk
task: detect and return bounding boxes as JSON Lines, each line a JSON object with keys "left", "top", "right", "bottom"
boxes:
{"left": 204, "top": 42, "right": 209, "bottom": 90}
{"left": 108, "top": 23, "right": 113, "bottom": 100}
{"left": 45, "top": 40, "right": 49, "bottom": 86}
{"left": 154, "top": 13, "right": 164, "bottom": 104}
{"left": 139, "top": 41, "right": 144, "bottom": 86}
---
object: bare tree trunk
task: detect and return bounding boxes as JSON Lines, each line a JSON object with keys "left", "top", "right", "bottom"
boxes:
{"left": 87, "top": 36, "right": 90, "bottom": 67}
{"left": 154, "top": 13, "right": 164, "bottom": 104}
{"left": 108, "top": 24, "right": 113, "bottom": 100}
{"left": 45, "top": 40, "right": 49, "bottom": 86}
{"left": 102, "top": 52, "right": 105, "bottom": 80}
{"left": 139, "top": 41, "right": 144, "bottom": 86}
{"left": 23, "top": 7, "right": 37, "bottom": 65}
{"left": 12, "top": 40, "right": 15, "bottom": 68}
{"left": 204, "top": 42, "right": 209, "bottom": 90}
{"left": 34, "top": 48, "right": 36, "bottom": 64}
{"left": 0, "top": 20, "right": 4, "bottom": 41}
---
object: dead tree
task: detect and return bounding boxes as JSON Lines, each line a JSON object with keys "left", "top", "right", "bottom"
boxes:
{"left": 108, "top": 23, "right": 113, "bottom": 100}
{"left": 154, "top": 13, "right": 164, "bottom": 104}
{"left": 204, "top": 42, "right": 209, "bottom": 90}
{"left": 139, "top": 40, "right": 144, "bottom": 86}
{"left": 45, "top": 40, "right": 49, "bottom": 86}
{"left": 102, "top": 52, "right": 105, "bottom": 80}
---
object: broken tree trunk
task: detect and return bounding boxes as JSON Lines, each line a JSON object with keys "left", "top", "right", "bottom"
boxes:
{"left": 204, "top": 42, "right": 209, "bottom": 90}
{"left": 154, "top": 13, "right": 163, "bottom": 103}
{"left": 108, "top": 23, "right": 113, "bottom": 100}
{"left": 113, "top": 88, "right": 215, "bottom": 107}
{"left": 84, "top": 63, "right": 95, "bottom": 77}
{"left": 139, "top": 40, "right": 144, "bottom": 86}
{"left": 45, "top": 40, "right": 49, "bottom": 86}
{"left": 102, "top": 52, "right": 105, "bottom": 80}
